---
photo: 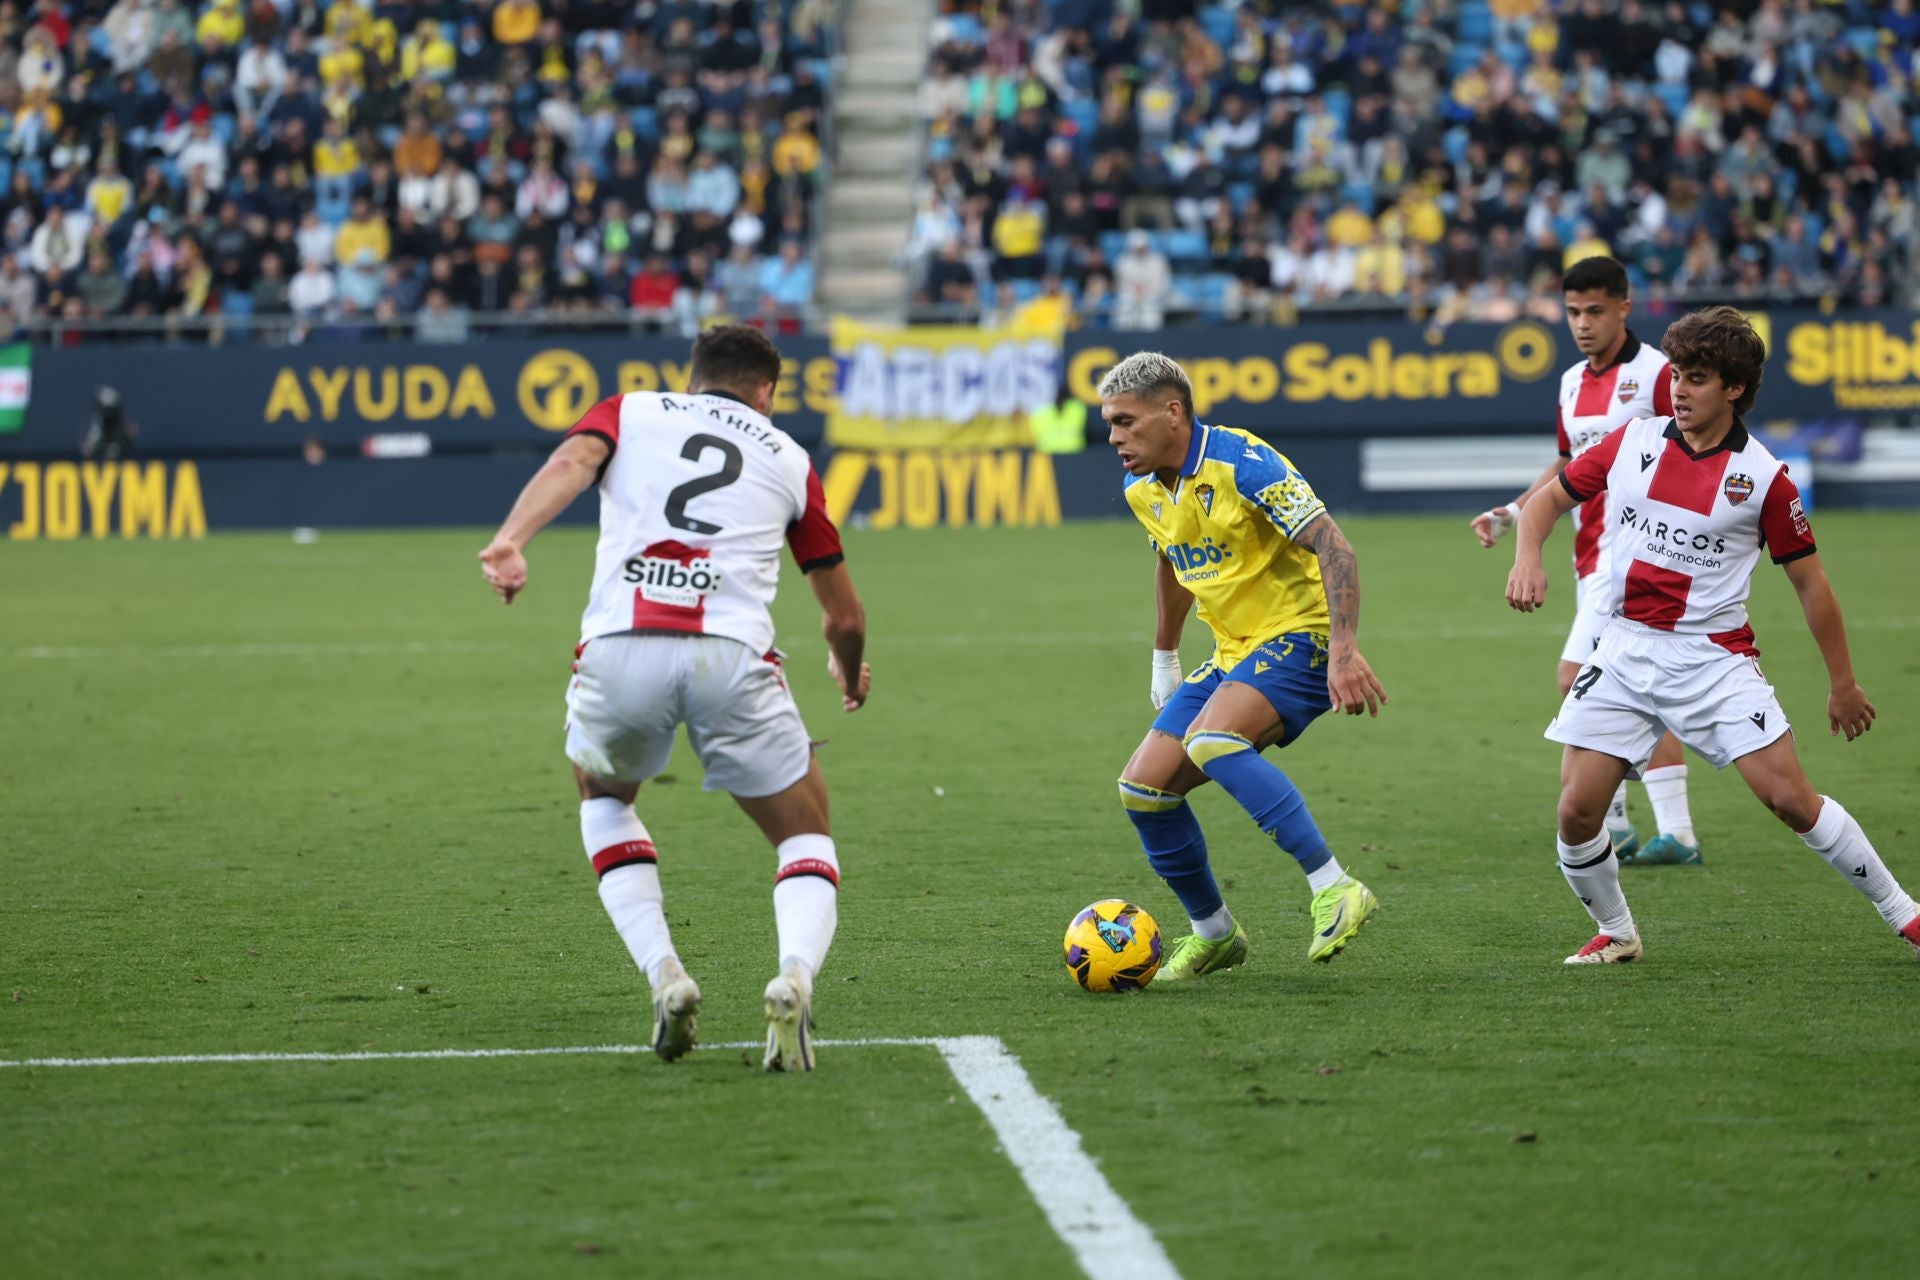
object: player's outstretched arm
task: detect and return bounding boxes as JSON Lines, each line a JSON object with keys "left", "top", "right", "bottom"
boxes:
{"left": 1293, "top": 514, "right": 1387, "bottom": 717}
{"left": 478, "top": 434, "right": 608, "bottom": 605}
{"left": 806, "top": 561, "right": 870, "bottom": 712}
{"left": 1472, "top": 458, "right": 1568, "bottom": 548}
{"left": 1783, "top": 553, "right": 1876, "bottom": 740}
{"left": 1506, "top": 481, "right": 1576, "bottom": 613}
{"left": 1150, "top": 554, "right": 1192, "bottom": 708}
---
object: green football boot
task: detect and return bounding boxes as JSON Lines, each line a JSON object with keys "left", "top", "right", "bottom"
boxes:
{"left": 1158, "top": 921, "right": 1250, "bottom": 982}
{"left": 1307, "top": 876, "right": 1378, "bottom": 962}
{"left": 1634, "top": 833, "right": 1703, "bottom": 866}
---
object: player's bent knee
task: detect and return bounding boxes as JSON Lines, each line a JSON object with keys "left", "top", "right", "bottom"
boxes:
{"left": 1556, "top": 789, "right": 1608, "bottom": 841}
{"left": 1183, "top": 728, "right": 1255, "bottom": 771}
{"left": 1118, "top": 778, "right": 1185, "bottom": 813}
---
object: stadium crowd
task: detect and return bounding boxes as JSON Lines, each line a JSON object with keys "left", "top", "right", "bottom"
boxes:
{"left": 0, "top": 0, "right": 833, "bottom": 341}
{"left": 912, "top": 0, "right": 1920, "bottom": 328}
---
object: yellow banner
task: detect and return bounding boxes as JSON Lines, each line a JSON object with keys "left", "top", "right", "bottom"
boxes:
{"left": 828, "top": 319, "right": 1063, "bottom": 450}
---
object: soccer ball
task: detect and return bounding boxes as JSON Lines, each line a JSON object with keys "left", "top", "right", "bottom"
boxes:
{"left": 1063, "top": 900, "right": 1162, "bottom": 993}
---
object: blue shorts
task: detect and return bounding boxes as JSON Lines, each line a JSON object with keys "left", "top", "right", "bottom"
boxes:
{"left": 1152, "top": 632, "right": 1333, "bottom": 750}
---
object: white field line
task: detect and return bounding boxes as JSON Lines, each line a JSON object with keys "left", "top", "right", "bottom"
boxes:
{"left": 0, "top": 1034, "right": 1180, "bottom": 1280}
{"left": 936, "top": 1035, "right": 1182, "bottom": 1280}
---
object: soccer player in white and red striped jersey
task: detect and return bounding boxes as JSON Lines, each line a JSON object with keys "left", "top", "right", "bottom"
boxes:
{"left": 1506, "top": 306, "right": 1920, "bottom": 966}
{"left": 478, "top": 326, "right": 872, "bottom": 1071}
{"left": 1474, "top": 257, "right": 1701, "bottom": 865}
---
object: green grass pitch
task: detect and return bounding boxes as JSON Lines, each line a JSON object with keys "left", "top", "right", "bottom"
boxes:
{"left": 3, "top": 512, "right": 1918, "bottom": 1278}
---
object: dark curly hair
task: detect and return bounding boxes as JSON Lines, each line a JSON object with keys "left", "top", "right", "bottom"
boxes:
{"left": 689, "top": 324, "right": 784, "bottom": 397}
{"left": 1660, "top": 306, "right": 1766, "bottom": 415}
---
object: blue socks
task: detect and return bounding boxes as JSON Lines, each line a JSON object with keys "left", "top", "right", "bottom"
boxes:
{"left": 1117, "top": 780, "right": 1223, "bottom": 921}
{"left": 1184, "top": 731, "right": 1333, "bottom": 875}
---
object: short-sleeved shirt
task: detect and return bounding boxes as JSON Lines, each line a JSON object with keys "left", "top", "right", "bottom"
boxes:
{"left": 1559, "top": 415, "right": 1814, "bottom": 653}
{"left": 1555, "top": 331, "right": 1674, "bottom": 578}
{"left": 565, "top": 390, "right": 842, "bottom": 654}
{"left": 1122, "top": 422, "right": 1332, "bottom": 668}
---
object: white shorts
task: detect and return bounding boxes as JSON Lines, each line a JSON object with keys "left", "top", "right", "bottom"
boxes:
{"left": 1558, "top": 572, "right": 1611, "bottom": 666}
{"left": 564, "top": 633, "right": 812, "bottom": 797}
{"left": 1546, "top": 619, "right": 1790, "bottom": 770}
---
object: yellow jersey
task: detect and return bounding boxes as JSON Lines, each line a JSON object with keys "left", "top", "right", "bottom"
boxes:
{"left": 1123, "top": 423, "right": 1331, "bottom": 668}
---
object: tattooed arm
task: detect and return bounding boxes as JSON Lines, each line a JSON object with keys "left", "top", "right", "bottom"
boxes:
{"left": 1294, "top": 513, "right": 1387, "bottom": 717}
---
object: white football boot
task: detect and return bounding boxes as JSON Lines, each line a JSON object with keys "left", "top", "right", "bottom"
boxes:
{"left": 1564, "top": 933, "right": 1644, "bottom": 965}
{"left": 762, "top": 966, "right": 815, "bottom": 1073}
{"left": 650, "top": 967, "right": 702, "bottom": 1062}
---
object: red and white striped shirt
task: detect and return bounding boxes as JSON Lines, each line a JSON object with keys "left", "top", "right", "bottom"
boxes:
{"left": 566, "top": 390, "right": 843, "bottom": 653}
{"left": 1555, "top": 331, "right": 1673, "bottom": 579}
{"left": 1560, "top": 416, "right": 1816, "bottom": 653}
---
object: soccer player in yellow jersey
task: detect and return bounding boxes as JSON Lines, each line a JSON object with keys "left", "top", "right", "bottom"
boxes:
{"left": 1102, "top": 353, "right": 1388, "bottom": 974}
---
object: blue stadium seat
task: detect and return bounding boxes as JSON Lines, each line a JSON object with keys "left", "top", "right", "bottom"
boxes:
{"left": 1458, "top": 1, "right": 1494, "bottom": 43}
{"left": 1450, "top": 43, "right": 1485, "bottom": 78}
{"left": 1159, "top": 229, "right": 1208, "bottom": 264}
{"left": 627, "top": 108, "right": 658, "bottom": 139}
{"left": 1655, "top": 82, "right": 1690, "bottom": 118}
{"left": 1199, "top": 7, "right": 1236, "bottom": 50}
{"left": 1098, "top": 230, "right": 1129, "bottom": 262}
{"left": 943, "top": 14, "right": 985, "bottom": 45}
{"left": 1226, "top": 181, "right": 1255, "bottom": 211}
{"left": 212, "top": 114, "right": 236, "bottom": 146}
{"left": 1063, "top": 99, "right": 1098, "bottom": 137}
{"left": 1009, "top": 278, "right": 1042, "bottom": 303}
{"left": 1322, "top": 88, "right": 1351, "bottom": 130}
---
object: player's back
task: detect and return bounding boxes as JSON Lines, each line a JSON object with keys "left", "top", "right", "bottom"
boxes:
{"left": 569, "top": 390, "right": 813, "bottom": 654}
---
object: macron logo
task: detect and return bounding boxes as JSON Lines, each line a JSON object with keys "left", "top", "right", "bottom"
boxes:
{"left": 1749, "top": 712, "right": 1767, "bottom": 731}
{"left": 1640, "top": 452, "right": 1656, "bottom": 471}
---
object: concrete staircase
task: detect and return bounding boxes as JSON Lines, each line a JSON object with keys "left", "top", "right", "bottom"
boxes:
{"left": 818, "top": 0, "right": 931, "bottom": 322}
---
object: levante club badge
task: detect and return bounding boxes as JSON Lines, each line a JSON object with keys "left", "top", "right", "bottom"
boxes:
{"left": 1724, "top": 473, "right": 1755, "bottom": 505}
{"left": 1616, "top": 377, "right": 1639, "bottom": 404}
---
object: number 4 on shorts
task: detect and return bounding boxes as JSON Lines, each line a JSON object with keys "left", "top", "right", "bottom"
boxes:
{"left": 1571, "top": 666, "right": 1604, "bottom": 700}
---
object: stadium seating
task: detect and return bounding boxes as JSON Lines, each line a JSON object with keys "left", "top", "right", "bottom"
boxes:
{"left": 1, "top": 0, "right": 836, "bottom": 339}
{"left": 912, "top": 0, "right": 1919, "bottom": 327}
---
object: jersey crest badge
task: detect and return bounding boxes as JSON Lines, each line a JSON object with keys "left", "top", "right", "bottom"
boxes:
{"left": 1195, "top": 484, "right": 1215, "bottom": 515}
{"left": 1616, "top": 377, "right": 1639, "bottom": 404}
{"left": 1723, "top": 473, "right": 1755, "bottom": 506}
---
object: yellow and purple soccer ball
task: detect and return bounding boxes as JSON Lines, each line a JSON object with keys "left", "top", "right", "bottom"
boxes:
{"left": 1063, "top": 899, "right": 1162, "bottom": 993}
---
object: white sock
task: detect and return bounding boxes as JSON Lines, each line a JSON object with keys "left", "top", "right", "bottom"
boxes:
{"left": 1641, "top": 765, "right": 1696, "bottom": 844}
{"left": 1558, "top": 830, "right": 1636, "bottom": 939}
{"left": 773, "top": 833, "right": 839, "bottom": 979}
{"left": 1799, "top": 797, "right": 1919, "bottom": 930}
{"left": 581, "top": 798, "right": 678, "bottom": 985}
{"left": 1191, "top": 903, "right": 1235, "bottom": 940}
{"left": 1605, "top": 784, "right": 1633, "bottom": 835}
{"left": 1304, "top": 855, "right": 1346, "bottom": 895}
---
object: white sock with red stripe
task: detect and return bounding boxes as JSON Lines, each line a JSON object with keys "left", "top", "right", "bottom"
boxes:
{"left": 1641, "top": 765, "right": 1696, "bottom": 844}
{"left": 1558, "top": 829, "right": 1636, "bottom": 940}
{"left": 581, "top": 798, "right": 679, "bottom": 985}
{"left": 1799, "top": 797, "right": 1919, "bottom": 931}
{"left": 773, "top": 834, "right": 839, "bottom": 980}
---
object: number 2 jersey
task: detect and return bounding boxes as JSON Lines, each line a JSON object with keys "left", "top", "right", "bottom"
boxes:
{"left": 1556, "top": 331, "right": 1673, "bottom": 579}
{"left": 565, "top": 390, "right": 843, "bottom": 653}
{"left": 1122, "top": 422, "right": 1332, "bottom": 668}
{"left": 1558, "top": 415, "right": 1815, "bottom": 653}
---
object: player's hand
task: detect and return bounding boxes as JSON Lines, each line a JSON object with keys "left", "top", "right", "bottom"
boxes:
{"left": 479, "top": 538, "right": 528, "bottom": 605}
{"left": 1828, "top": 681, "right": 1876, "bottom": 741}
{"left": 1328, "top": 647, "right": 1387, "bottom": 717}
{"left": 1506, "top": 559, "right": 1548, "bottom": 612}
{"left": 829, "top": 652, "right": 871, "bottom": 712}
{"left": 1149, "top": 649, "right": 1183, "bottom": 709}
{"left": 1471, "top": 504, "right": 1517, "bottom": 548}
